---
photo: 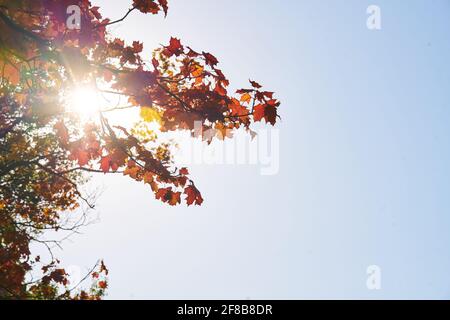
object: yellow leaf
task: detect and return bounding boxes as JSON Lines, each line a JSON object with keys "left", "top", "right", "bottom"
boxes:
{"left": 191, "top": 64, "right": 203, "bottom": 78}
{"left": 140, "top": 106, "right": 161, "bottom": 123}
{"left": 240, "top": 93, "right": 252, "bottom": 104}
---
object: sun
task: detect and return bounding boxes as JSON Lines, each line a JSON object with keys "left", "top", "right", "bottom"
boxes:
{"left": 67, "top": 86, "right": 101, "bottom": 118}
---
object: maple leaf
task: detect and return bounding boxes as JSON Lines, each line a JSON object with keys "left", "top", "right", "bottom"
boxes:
{"left": 140, "top": 106, "right": 161, "bottom": 123}
{"left": 103, "top": 69, "right": 114, "bottom": 82}
{"left": 100, "top": 260, "right": 109, "bottom": 275}
{"left": 99, "top": 156, "right": 112, "bottom": 173}
{"left": 240, "top": 93, "right": 252, "bottom": 104}
{"left": 3, "top": 63, "right": 20, "bottom": 85}
{"left": 253, "top": 101, "right": 279, "bottom": 125}
{"left": 54, "top": 121, "right": 69, "bottom": 145}
{"left": 229, "top": 98, "right": 248, "bottom": 116}
{"left": 236, "top": 89, "right": 253, "bottom": 94}
{"left": 164, "top": 37, "right": 183, "bottom": 57}
{"left": 124, "top": 165, "right": 140, "bottom": 179}
{"left": 249, "top": 80, "right": 262, "bottom": 88}
{"left": 169, "top": 191, "right": 181, "bottom": 206}
{"left": 203, "top": 52, "right": 219, "bottom": 66}
{"left": 47, "top": 269, "right": 68, "bottom": 286}
{"left": 90, "top": 6, "right": 102, "bottom": 20}
{"left": 98, "top": 281, "right": 107, "bottom": 289}
{"left": 152, "top": 57, "right": 159, "bottom": 69}
{"left": 184, "top": 185, "right": 203, "bottom": 206}
{"left": 214, "top": 82, "right": 227, "bottom": 96}
{"left": 215, "top": 123, "right": 233, "bottom": 140}
{"left": 156, "top": 187, "right": 180, "bottom": 205}
{"left": 264, "top": 104, "right": 278, "bottom": 125}
{"left": 133, "top": 0, "right": 160, "bottom": 14}
{"left": 158, "top": 0, "right": 169, "bottom": 17}
{"left": 0, "top": 0, "right": 281, "bottom": 299}
{"left": 191, "top": 64, "right": 204, "bottom": 78}
{"left": 70, "top": 148, "right": 90, "bottom": 166}
{"left": 132, "top": 41, "right": 143, "bottom": 53}
{"left": 143, "top": 172, "right": 154, "bottom": 184}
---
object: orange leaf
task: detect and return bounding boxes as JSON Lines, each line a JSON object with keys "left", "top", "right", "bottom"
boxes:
{"left": 240, "top": 93, "right": 252, "bottom": 104}
{"left": 99, "top": 156, "right": 111, "bottom": 173}
{"left": 3, "top": 64, "right": 20, "bottom": 85}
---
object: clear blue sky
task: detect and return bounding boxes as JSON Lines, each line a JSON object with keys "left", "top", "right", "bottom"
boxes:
{"left": 53, "top": 0, "right": 450, "bottom": 299}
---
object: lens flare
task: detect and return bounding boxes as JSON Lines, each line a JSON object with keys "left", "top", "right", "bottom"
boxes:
{"left": 67, "top": 86, "right": 100, "bottom": 118}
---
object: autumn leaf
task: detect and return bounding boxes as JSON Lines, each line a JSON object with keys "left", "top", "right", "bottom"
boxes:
{"left": 133, "top": 0, "right": 160, "bottom": 14}
{"left": 253, "top": 101, "right": 279, "bottom": 125}
{"left": 191, "top": 64, "right": 203, "bottom": 78}
{"left": 229, "top": 98, "right": 248, "bottom": 117}
{"left": 0, "top": 0, "right": 280, "bottom": 300}
{"left": 54, "top": 121, "right": 69, "bottom": 145}
{"left": 240, "top": 93, "right": 252, "bottom": 104}
{"left": 100, "top": 156, "right": 112, "bottom": 173}
{"left": 3, "top": 63, "right": 20, "bottom": 85}
{"left": 164, "top": 37, "right": 183, "bottom": 57}
{"left": 124, "top": 165, "right": 140, "bottom": 179}
{"left": 215, "top": 122, "right": 233, "bottom": 140}
{"left": 203, "top": 52, "right": 219, "bottom": 66}
{"left": 70, "top": 148, "right": 90, "bottom": 166}
{"left": 158, "top": 0, "right": 169, "bottom": 16}
{"left": 143, "top": 172, "right": 154, "bottom": 184}
{"left": 169, "top": 191, "right": 181, "bottom": 206}
{"left": 152, "top": 57, "right": 159, "bottom": 69}
{"left": 140, "top": 106, "right": 161, "bottom": 123}
{"left": 184, "top": 185, "right": 203, "bottom": 206}
{"left": 214, "top": 82, "right": 227, "bottom": 96}
{"left": 100, "top": 260, "right": 109, "bottom": 275}
{"left": 249, "top": 80, "right": 262, "bottom": 88}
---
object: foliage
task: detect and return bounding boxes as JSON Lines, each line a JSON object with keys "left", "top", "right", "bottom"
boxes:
{"left": 0, "top": 0, "right": 280, "bottom": 299}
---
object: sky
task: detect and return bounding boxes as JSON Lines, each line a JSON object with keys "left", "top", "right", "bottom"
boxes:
{"left": 46, "top": 0, "right": 450, "bottom": 299}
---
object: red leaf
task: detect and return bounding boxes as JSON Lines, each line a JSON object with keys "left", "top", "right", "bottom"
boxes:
{"left": 90, "top": 6, "right": 102, "bottom": 20}
{"left": 249, "top": 80, "right": 262, "bottom": 89}
{"left": 203, "top": 52, "right": 218, "bottom": 66}
{"left": 164, "top": 37, "right": 183, "bottom": 57}
{"left": 158, "top": 0, "right": 169, "bottom": 17}
{"left": 99, "top": 156, "right": 111, "bottom": 173}
{"left": 133, "top": 0, "right": 160, "bottom": 14}
{"left": 132, "top": 41, "right": 143, "bottom": 53}
{"left": 70, "top": 148, "right": 90, "bottom": 166}
{"left": 100, "top": 260, "right": 109, "bottom": 275}
{"left": 98, "top": 281, "right": 107, "bottom": 289}
{"left": 214, "top": 82, "right": 227, "bottom": 96}
{"left": 253, "top": 103, "right": 278, "bottom": 125}
{"left": 229, "top": 98, "right": 248, "bottom": 116}
{"left": 184, "top": 185, "right": 203, "bottom": 206}
{"left": 54, "top": 121, "right": 69, "bottom": 145}
{"left": 179, "top": 167, "right": 189, "bottom": 175}
{"left": 152, "top": 57, "right": 159, "bottom": 70}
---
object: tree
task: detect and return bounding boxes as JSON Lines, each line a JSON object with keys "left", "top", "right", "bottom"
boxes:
{"left": 0, "top": 0, "right": 280, "bottom": 299}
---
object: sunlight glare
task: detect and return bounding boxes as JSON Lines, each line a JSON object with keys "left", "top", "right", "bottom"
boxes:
{"left": 67, "top": 86, "right": 101, "bottom": 118}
